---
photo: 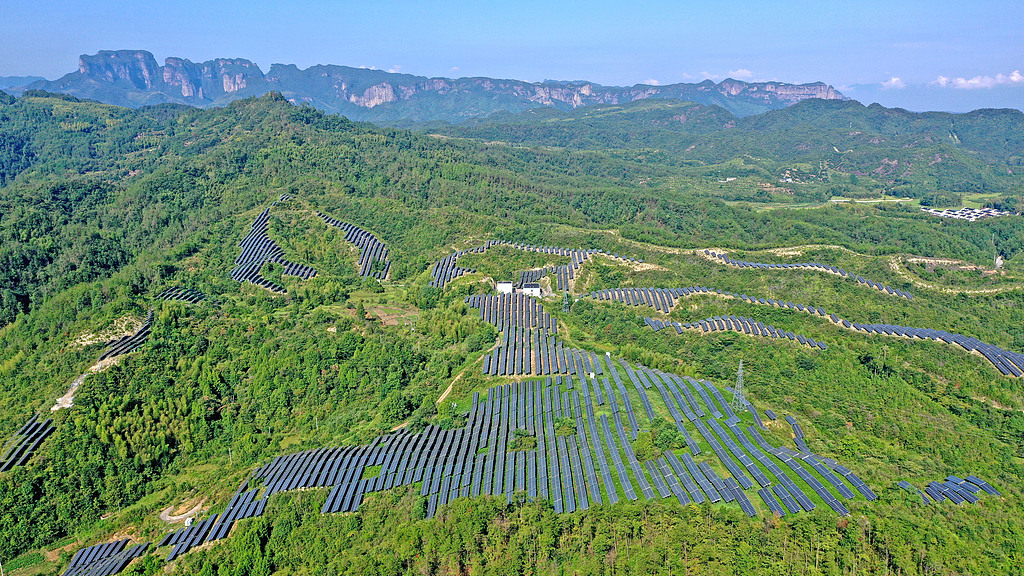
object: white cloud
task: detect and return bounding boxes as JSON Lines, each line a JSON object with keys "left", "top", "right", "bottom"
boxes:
{"left": 881, "top": 76, "right": 906, "bottom": 89}
{"left": 932, "top": 70, "right": 1024, "bottom": 89}
{"left": 728, "top": 68, "right": 754, "bottom": 79}
{"left": 387, "top": 65, "right": 402, "bottom": 73}
{"left": 643, "top": 78, "right": 660, "bottom": 85}
{"left": 449, "top": 66, "right": 460, "bottom": 73}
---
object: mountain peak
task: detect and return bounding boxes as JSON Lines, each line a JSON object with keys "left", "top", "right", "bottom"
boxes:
{"left": 78, "top": 50, "right": 161, "bottom": 90}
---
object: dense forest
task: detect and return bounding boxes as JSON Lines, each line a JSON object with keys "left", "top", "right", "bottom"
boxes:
{"left": 0, "top": 90, "right": 1023, "bottom": 575}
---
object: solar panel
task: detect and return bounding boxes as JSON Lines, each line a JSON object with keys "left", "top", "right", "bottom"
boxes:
{"left": 758, "top": 487, "right": 785, "bottom": 517}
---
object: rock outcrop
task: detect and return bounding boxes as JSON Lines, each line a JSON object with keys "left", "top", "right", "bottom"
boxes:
{"left": 78, "top": 50, "right": 162, "bottom": 90}
{"left": 26, "top": 50, "right": 848, "bottom": 122}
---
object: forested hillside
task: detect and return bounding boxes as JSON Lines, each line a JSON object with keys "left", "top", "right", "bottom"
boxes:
{"left": 431, "top": 98, "right": 1024, "bottom": 206}
{"left": 0, "top": 90, "right": 1023, "bottom": 575}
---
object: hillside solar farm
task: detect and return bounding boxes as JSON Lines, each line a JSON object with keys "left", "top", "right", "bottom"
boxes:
{"left": 37, "top": 225, "right": 1016, "bottom": 575}
{"left": 0, "top": 91, "right": 1022, "bottom": 576}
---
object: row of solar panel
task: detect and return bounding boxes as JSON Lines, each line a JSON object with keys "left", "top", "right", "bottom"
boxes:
{"left": 847, "top": 323, "right": 1024, "bottom": 377}
{"left": 428, "top": 239, "right": 641, "bottom": 290}
{"left": 317, "top": 211, "right": 391, "bottom": 280}
{"left": 231, "top": 207, "right": 318, "bottom": 293}
{"left": 724, "top": 421, "right": 813, "bottom": 515}
{"left": 589, "top": 285, "right": 841, "bottom": 319}
{"left": 64, "top": 469, "right": 271, "bottom": 572}
{"left": 646, "top": 315, "right": 828, "bottom": 350}
{"left": 204, "top": 488, "right": 265, "bottom": 543}
{"left": 703, "top": 250, "right": 913, "bottom": 299}
{"left": 429, "top": 251, "right": 475, "bottom": 288}
{"left": 98, "top": 309, "right": 153, "bottom": 361}
{"left": 596, "top": 281, "right": 1023, "bottom": 379}
{"left": 156, "top": 286, "right": 205, "bottom": 304}
{"left": 162, "top": 513, "right": 218, "bottom": 562}
{"left": 62, "top": 541, "right": 148, "bottom": 576}
{"left": 898, "top": 474, "right": 1000, "bottom": 505}
{"left": 516, "top": 264, "right": 578, "bottom": 291}
{"left": 230, "top": 261, "right": 286, "bottom": 293}
{"left": 0, "top": 414, "right": 55, "bottom": 472}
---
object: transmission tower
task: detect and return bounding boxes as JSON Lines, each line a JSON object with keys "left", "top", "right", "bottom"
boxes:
{"left": 562, "top": 293, "right": 571, "bottom": 313}
{"left": 731, "top": 360, "right": 747, "bottom": 411}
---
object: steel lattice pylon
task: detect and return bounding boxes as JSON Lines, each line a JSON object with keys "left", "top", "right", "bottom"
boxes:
{"left": 731, "top": 359, "right": 747, "bottom": 411}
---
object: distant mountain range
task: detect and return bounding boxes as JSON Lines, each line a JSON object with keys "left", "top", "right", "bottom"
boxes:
{"left": 425, "top": 97, "right": 1024, "bottom": 204}
{"left": 0, "top": 76, "right": 44, "bottom": 90}
{"left": 9, "top": 50, "right": 847, "bottom": 123}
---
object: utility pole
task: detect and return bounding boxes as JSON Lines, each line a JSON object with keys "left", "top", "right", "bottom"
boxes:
{"left": 731, "top": 360, "right": 747, "bottom": 411}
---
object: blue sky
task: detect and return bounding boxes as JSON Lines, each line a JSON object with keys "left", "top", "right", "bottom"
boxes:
{"left": 1, "top": 0, "right": 1021, "bottom": 111}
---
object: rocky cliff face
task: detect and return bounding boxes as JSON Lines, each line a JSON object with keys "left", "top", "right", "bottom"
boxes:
{"left": 163, "top": 57, "right": 263, "bottom": 99}
{"left": 31, "top": 50, "right": 847, "bottom": 122}
{"left": 78, "top": 50, "right": 161, "bottom": 90}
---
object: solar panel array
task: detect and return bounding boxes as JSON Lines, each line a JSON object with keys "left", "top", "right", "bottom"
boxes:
{"left": 317, "top": 212, "right": 391, "bottom": 280}
{"left": 0, "top": 414, "right": 55, "bottom": 472}
{"left": 488, "top": 332, "right": 607, "bottom": 378}
{"left": 63, "top": 280, "right": 893, "bottom": 572}
{"left": 273, "top": 362, "right": 866, "bottom": 520}
{"left": 204, "top": 488, "right": 265, "bottom": 542}
{"left": 589, "top": 284, "right": 1024, "bottom": 378}
{"left": 703, "top": 250, "right": 912, "bottom": 299}
{"left": 646, "top": 316, "right": 827, "bottom": 350}
{"left": 623, "top": 352, "right": 877, "bottom": 516}
{"left": 98, "top": 310, "right": 153, "bottom": 361}
{"left": 467, "top": 294, "right": 611, "bottom": 379}
{"left": 903, "top": 474, "right": 1001, "bottom": 505}
{"left": 466, "top": 294, "right": 557, "bottom": 333}
{"left": 62, "top": 540, "right": 149, "bottom": 576}
{"left": 231, "top": 207, "right": 318, "bottom": 293}
{"left": 60, "top": 353, "right": 878, "bottom": 574}
{"left": 429, "top": 240, "right": 639, "bottom": 290}
{"left": 156, "top": 286, "right": 205, "bottom": 304}
{"left": 467, "top": 311, "right": 870, "bottom": 522}
{"left": 159, "top": 514, "right": 219, "bottom": 561}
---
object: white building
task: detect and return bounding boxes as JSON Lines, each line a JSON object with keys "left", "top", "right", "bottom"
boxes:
{"left": 496, "top": 281, "right": 513, "bottom": 294}
{"left": 520, "top": 283, "right": 542, "bottom": 297}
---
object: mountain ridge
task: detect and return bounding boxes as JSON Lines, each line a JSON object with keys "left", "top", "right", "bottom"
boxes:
{"left": 22, "top": 49, "right": 847, "bottom": 122}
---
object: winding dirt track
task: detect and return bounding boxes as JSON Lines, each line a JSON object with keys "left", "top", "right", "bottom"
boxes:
{"left": 159, "top": 500, "right": 204, "bottom": 523}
